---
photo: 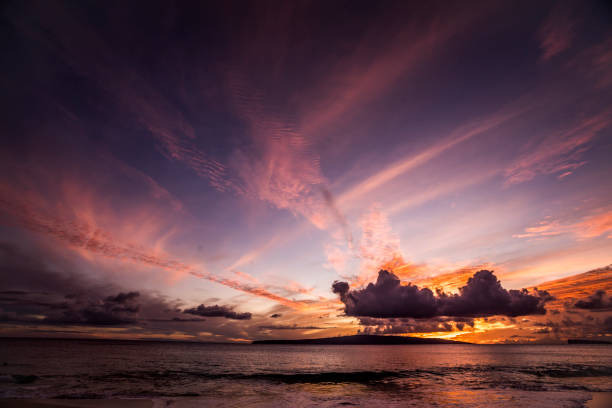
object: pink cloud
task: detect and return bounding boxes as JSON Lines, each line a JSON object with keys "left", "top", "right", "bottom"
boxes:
{"left": 297, "top": 4, "right": 494, "bottom": 138}
{"left": 0, "top": 181, "right": 316, "bottom": 310}
{"left": 326, "top": 205, "right": 416, "bottom": 287}
{"left": 538, "top": 4, "right": 575, "bottom": 61}
{"left": 387, "top": 168, "right": 500, "bottom": 215}
{"left": 514, "top": 208, "right": 612, "bottom": 241}
{"left": 505, "top": 110, "right": 611, "bottom": 185}
{"left": 102, "top": 154, "right": 185, "bottom": 212}
{"left": 568, "top": 37, "right": 612, "bottom": 89}
{"left": 339, "top": 107, "right": 524, "bottom": 206}
{"left": 225, "top": 74, "right": 346, "bottom": 232}
{"left": 13, "top": 4, "right": 236, "bottom": 194}
{"left": 220, "top": 4, "right": 499, "bottom": 234}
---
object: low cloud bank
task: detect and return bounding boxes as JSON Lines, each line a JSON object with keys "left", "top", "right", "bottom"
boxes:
{"left": 574, "top": 290, "right": 612, "bottom": 310}
{"left": 48, "top": 291, "right": 141, "bottom": 325}
{"left": 183, "top": 304, "right": 252, "bottom": 320}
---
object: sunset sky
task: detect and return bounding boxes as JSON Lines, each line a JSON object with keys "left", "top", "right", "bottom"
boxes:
{"left": 1, "top": 0, "right": 611, "bottom": 344}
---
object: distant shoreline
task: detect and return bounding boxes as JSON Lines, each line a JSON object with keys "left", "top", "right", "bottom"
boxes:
{"left": 568, "top": 339, "right": 612, "bottom": 345}
{"left": 1, "top": 336, "right": 610, "bottom": 345}
{"left": 252, "top": 334, "right": 469, "bottom": 345}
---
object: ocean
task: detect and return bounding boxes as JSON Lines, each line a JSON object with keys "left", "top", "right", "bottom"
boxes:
{"left": 0, "top": 338, "right": 611, "bottom": 407}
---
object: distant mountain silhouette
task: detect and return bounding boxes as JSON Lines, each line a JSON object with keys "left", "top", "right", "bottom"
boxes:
{"left": 252, "top": 334, "right": 469, "bottom": 345}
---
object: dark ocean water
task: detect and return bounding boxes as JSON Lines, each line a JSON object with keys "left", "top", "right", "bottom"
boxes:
{"left": 0, "top": 338, "right": 611, "bottom": 407}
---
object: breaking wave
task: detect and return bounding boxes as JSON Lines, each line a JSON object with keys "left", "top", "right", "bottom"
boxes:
{"left": 92, "top": 364, "right": 612, "bottom": 385}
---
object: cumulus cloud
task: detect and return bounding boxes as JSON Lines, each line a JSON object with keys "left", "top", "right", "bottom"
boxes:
{"left": 574, "top": 290, "right": 612, "bottom": 310}
{"left": 332, "top": 269, "right": 553, "bottom": 318}
{"left": 183, "top": 304, "right": 252, "bottom": 320}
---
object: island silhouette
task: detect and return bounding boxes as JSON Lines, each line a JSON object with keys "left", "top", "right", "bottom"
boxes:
{"left": 252, "top": 334, "right": 469, "bottom": 345}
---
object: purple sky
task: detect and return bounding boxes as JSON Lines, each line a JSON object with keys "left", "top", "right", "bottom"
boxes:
{"left": 0, "top": 0, "right": 611, "bottom": 343}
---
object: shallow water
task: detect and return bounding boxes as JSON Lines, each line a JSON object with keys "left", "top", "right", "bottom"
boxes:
{"left": 0, "top": 338, "right": 610, "bottom": 407}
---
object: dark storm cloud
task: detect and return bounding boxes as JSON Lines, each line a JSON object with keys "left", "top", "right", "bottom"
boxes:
{"left": 42, "top": 292, "right": 141, "bottom": 326}
{"left": 331, "top": 281, "right": 350, "bottom": 296}
{"left": 332, "top": 270, "right": 553, "bottom": 318}
{"left": 106, "top": 291, "right": 140, "bottom": 304}
{"left": 183, "top": 304, "right": 252, "bottom": 320}
{"left": 574, "top": 290, "right": 612, "bottom": 310}
{"left": 0, "top": 242, "right": 181, "bottom": 326}
{"left": 0, "top": 289, "right": 142, "bottom": 326}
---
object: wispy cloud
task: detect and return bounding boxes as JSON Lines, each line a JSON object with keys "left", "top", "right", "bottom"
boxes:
{"left": 568, "top": 37, "right": 612, "bottom": 90}
{"left": 338, "top": 108, "right": 523, "bottom": 206}
{"left": 324, "top": 205, "right": 399, "bottom": 278}
{"left": 220, "top": 4, "right": 499, "bottom": 234}
{"left": 356, "top": 206, "right": 402, "bottom": 277}
{"left": 387, "top": 168, "right": 500, "bottom": 215}
{"left": 297, "top": 3, "right": 494, "bottom": 137}
{"left": 0, "top": 184, "right": 311, "bottom": 310}
{"left": 533, "top": 265, "right": 612, "bottom": 300}
{"left": 514, "top": 208, "right": 612, "bottom": 240}
{"left": 505, "top": 110, "right": 611, "bottom": 185}
{"left": 538, "top": 3, "right": 576, "bottom": 61}
{"left": 226, "top": 75, "right": 341, "bottom": 231}
{"left": 10, "top": 2, "right": 234, "bottom": 193}
{"left": 101, "top": 154, "right": 185, "bottom": 212}
{"left": 324, "top": 203, "right": 429, "bottom": 289}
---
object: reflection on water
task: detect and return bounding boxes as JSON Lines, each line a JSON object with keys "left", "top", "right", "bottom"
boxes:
{"left": 0, "top": 339, "right": 610, "bottom": 407}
